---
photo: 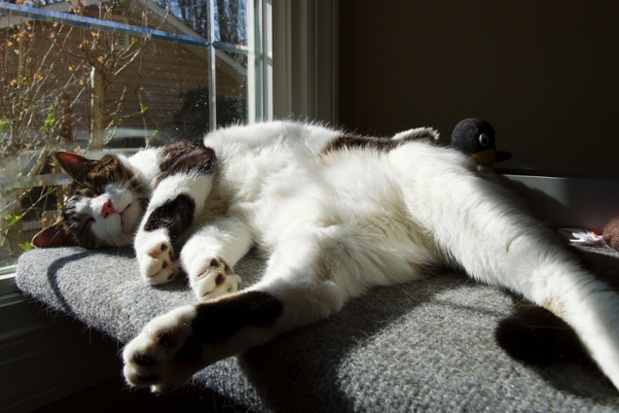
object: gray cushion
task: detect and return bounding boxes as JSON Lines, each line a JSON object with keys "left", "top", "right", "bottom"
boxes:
{"left": 15, "top": 245, "right": 619, "bottom": 412}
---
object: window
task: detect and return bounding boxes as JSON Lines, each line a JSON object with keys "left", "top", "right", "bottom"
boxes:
{"left": 0, "top": 0, "right": 266, "bottom": 269}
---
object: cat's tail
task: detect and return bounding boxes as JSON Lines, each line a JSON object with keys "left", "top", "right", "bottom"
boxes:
{"left": 390, "top": 142, "right": 619, "bottom": 390}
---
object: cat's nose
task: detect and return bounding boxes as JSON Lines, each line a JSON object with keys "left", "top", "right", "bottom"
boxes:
{"left": 101, "top": 200, "right": 117, "bottom": 218}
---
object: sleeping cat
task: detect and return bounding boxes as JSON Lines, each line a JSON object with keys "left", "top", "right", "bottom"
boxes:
{"left": 33, "top": 121, "right": 619, "bottom": 393}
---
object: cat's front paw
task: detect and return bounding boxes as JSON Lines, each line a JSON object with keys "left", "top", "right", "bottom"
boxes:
{"left": 123, "top": 305, "right": 201, "bottom": 393}
{"left": 136, "top": 235, "right": 179, "bottom": 285}
{"left": 188, "top": 257, "right": 241, "bottom": 301}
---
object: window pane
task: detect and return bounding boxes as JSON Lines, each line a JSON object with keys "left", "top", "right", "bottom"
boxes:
{"left": 214, "top": 0, "right": 247, "bottom": 45}
{"left": 152, "top": 0, "right": 247, "bottom": 45}
{"left": 154, "top": 0, "right": 210, "bottom": 38}
{"left": 215, "top": 50, "right": 248, "bottom": 127}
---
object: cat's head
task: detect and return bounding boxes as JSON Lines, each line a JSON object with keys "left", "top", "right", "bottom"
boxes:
{"left": 32, "top": 152, "right": 148, "bottom": 249}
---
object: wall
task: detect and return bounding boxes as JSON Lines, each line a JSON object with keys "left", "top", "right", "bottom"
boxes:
{"left": 339, "top": 0, "right": 619, "bottom": 174}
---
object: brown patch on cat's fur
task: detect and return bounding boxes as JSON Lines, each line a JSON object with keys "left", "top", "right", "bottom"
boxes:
{"left": 138, "top": 292, "right": 283, "bottom": 367}
{"left": 323, "top": 135, "right": 398, "bottom": 153}
{"left": 84, "top": 155, "right": 133, "bottom": 189}
{"left": 321, "top": 130, "right": 437, "bottom": 156}
{"left": 156, "top": 141, "right": 217, "bottom": 186}
{"left": 144, "top": 194, "right": 196, "bottom": 241}
{"left": 193, "top": 291, "right": 283, "bottom": 342}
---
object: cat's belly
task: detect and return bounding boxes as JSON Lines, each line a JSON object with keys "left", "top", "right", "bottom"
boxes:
{"left": 254, "top": 150, "right": 439, "bottom": 293}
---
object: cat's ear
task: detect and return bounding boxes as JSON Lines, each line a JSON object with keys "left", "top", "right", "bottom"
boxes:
{"left": 31, "top": 221, "right": 76, "bottom": 248}
{"left": 54, "top": 152, "right": 96, "bottom": 184}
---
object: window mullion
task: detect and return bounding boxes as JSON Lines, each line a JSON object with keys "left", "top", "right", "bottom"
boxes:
{"left": 246, "top": 0, "right": 262, "bottom": 122}
{"left": 212, "top": 40, "right": 248, "bottom": 54}
{"left": 262, "top": 0, "right": 273, "bottom": 120}
{"left": 207, "top": 0, "right": 217, "bottom": 130}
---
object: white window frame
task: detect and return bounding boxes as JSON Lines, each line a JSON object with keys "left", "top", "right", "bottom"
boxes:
{"left": 270, "top": 0, "right": 339, "bottom": 123}
{"left": 0, "top": 1, "right": 340, "bottom": 411}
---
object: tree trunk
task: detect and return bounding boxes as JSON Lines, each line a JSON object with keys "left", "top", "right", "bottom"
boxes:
{"left": 89, "top": 66, "right": 105, "bottom": 152}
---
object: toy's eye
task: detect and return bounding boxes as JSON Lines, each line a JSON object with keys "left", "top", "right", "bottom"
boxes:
{"left": 478, "top": 133, "right": 490, "bottom": 147}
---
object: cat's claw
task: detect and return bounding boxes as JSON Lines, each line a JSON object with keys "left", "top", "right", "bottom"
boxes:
{"left": 138, "top": 238, "right": 179, "bottom": 284}
{"left": 188, "top": 257, "right": 241, "bottom": 301}
{"left": 123, "top": 305, "right": 202, "bottom": 393}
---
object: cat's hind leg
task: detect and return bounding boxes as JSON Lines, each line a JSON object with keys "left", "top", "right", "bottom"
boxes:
{"left": 123, "top": 290, "right": 283, "bottom": 392}
{"left": 390, "top": 143, "right": 619, "bottom": 390}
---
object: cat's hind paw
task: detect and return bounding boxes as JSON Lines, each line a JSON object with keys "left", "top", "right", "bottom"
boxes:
{"left": 123, "top": 305, "right": 201, "bottom": 393}
{"left": 188, "top": 257, "right": 241, "bottom": 301}
{"left": 123, "top": 291, "right": 283, "bottom": 393}
{"left": 137, "top": 237, "right": 179, "bottom": 285}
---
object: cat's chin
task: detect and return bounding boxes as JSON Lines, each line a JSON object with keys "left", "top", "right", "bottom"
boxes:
{"left": 94, "top": 212, "right": 136, "bottom": 246}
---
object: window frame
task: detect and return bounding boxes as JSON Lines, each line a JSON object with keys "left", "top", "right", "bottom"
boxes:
{"left": 270, "top": 0, "right": 339, "bottom": 123}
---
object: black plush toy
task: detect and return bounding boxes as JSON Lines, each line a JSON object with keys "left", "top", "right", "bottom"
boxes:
{"left": 451, "top": 118, "right": 511, "bottom": 167}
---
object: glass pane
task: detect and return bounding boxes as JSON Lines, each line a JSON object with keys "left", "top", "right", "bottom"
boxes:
{"left": 154, "top": 0, "right": 210, "bottom": 38}
{"left": 216, "top": 50, "right": 248, "bottom": 127}
{"left": 214, "top": 0, "right": 247, "bottom": 45}
{"left": 152, "top": 0, "right": 247, "bottom": 45}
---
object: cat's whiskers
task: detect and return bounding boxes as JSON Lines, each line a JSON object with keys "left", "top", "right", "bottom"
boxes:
{"left": 122, "top": 173, "right": 140, "bottom": 191}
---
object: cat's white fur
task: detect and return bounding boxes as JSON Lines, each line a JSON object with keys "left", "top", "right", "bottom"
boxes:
{"left": 119, "top": 121, "right": 619, "bottom": 392}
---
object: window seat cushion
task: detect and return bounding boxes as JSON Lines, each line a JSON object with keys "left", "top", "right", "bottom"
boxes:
{"left": 15, "top": 245, "right": 619, "bottom": 412}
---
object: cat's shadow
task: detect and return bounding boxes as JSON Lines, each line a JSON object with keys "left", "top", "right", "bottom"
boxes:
{"left": 237, "top": 283, "right": 425, "bottom": 412}
{"left": 235, "top": 272, "right": 487, "bottom": 412}
{"left": 238, "top": 270, "right": 618, "bottom": 412}
{"left": 43, "top": 247, "right": 136, "bottom": 315}
{"left": 500, "top": 292, "right": 619, "bottom": 401}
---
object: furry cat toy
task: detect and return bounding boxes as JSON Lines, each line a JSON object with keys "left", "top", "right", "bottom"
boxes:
{"left": 33, "top": 121, "right": 619, "bottom": 393}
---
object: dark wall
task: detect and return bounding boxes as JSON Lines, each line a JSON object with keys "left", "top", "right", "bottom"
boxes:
{"left": 339, "top": 0, "right": 619, "bottom": 174}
